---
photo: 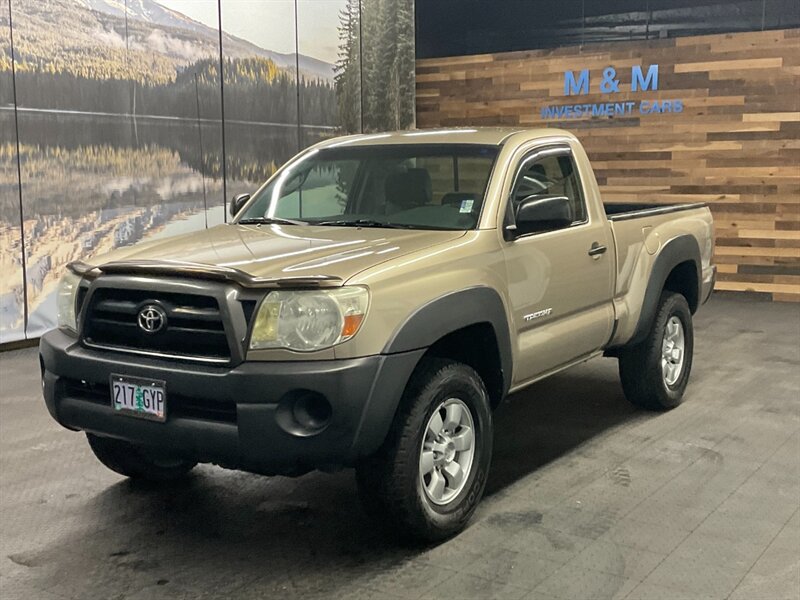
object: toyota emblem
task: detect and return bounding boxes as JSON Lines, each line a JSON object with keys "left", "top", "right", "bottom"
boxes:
{"left": 137, "top": 304, "right": 167, "bottom": 334}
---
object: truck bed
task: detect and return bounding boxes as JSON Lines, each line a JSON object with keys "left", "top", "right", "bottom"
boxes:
{"left": 604, "top": 202, "right": 708, "bottom": 222}
{"left": 605, "top": 199, "right": 715, "bottom": 350}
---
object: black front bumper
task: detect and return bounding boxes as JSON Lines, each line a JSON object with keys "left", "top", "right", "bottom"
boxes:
{"left": 40, "top": 329, "right": 424, "bottom": 475}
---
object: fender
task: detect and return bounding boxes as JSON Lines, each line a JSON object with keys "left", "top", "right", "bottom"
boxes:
{"left": 382, "top": 286, "right": 513, "bottom": 396}
{"left": 628, "top": 234, "right": 701, "bottom": 346}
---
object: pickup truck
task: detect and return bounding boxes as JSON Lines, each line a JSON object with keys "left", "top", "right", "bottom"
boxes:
{"left": 40, "top": 128, "right": 715, "bottom": 541}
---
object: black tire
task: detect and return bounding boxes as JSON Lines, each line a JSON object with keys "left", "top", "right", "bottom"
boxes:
{"left": 619, "top": 291, "right": 694, "bottom": 411}
{"left": 86, "top": 433, "right": 197, "bottom": 482}
{"left": 355, "top": 358, "right": 493, "bottom": 543}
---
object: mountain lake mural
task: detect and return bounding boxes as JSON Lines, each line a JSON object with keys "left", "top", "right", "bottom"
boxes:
{"left": 0, "top": 0, "right": 415, "bottom": 343}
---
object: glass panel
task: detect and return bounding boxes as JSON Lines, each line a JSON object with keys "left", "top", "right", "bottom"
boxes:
{"left": 583, "top": 0, "right": 649, "bottom": 44}
{"left": 360, "top": 0, "right": 415, "bottom": 131}
{"left": 648, "top": 0, "right": 764, "bottom": 38}
{"left": 458, "top": 156, "right": 495, "bottom": 200}
{"left": 416, "top": 154, "right": 495, "bottom": 212}
{"left": 415, "top": 0, "right": 582, "bottom": 57}
{"left": 297, "top": 0, "right": 353, "bottom": 148}
{"left": 0, "top": 4, "right": 25, "bottom": 342}
{"left": 239, "top": 144, "right": 498, "bottom": 230}
{"left": 273, "top": 159, "right": 359, "bottom": 219}
{"left": 126, "top": 0, "right": 226, "bottom": 234}
{"left": 417, "top": 0, "right": 779, "bottom": 56}
{"left": 12, "top": 0, "right": 226, "bottom": 336}
{"left": 764, "top": 0, "right": 800, "bottom": 29}
{"left": 220, "top": 0, "right": 299, "bottom": 201}
{"left": 513, "top": 154, "right": 586, "bottom": 224}
{"left": 416, "top": 156, "right": 455, "bottom": 204}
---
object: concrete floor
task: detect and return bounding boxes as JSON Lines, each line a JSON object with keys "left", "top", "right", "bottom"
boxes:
{"left": 0, "top": 296, "right": 798, "bottom": 600}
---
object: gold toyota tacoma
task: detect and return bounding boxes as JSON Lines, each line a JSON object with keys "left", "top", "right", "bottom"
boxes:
{"left": 40, "top": 128, "right": 715, "bottom": 541}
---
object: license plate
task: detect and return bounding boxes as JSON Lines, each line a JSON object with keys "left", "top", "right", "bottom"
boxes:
{"left": 110, "top": 374, "right": 166, "bottom": 422}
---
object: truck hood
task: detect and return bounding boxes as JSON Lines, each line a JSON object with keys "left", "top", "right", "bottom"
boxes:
{"left": 80, "top": 223, "right": 466, "bottom": 285}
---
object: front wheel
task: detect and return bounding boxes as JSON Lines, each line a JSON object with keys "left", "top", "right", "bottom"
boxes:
{"left": 87, "top": 434, "right": 197, "bottom": 482}
{"left": 619, "top": 291, "right": 694, "bottom": 410}
{"left": 356, "top": 358, "right": 493, "bottom": 542}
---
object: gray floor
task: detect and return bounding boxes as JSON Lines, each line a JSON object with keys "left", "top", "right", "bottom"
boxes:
{"left": 1, "top": 296, "right": 798, "bottom": 600}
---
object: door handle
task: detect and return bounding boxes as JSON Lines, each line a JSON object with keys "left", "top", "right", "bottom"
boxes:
{"left": 588, "top": 242, "right": 607, "bottom": 257}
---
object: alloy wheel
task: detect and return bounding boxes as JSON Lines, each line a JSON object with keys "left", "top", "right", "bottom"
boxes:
{"left": 662, "top": 315, "right": 685, "bottom": 387}
{"left": 419, "top": 398, "right": 475, "bottom": 505}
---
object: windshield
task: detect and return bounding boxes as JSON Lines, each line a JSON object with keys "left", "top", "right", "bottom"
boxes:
{"left": 237, "top": 144, "right": 499, "bottom": 230}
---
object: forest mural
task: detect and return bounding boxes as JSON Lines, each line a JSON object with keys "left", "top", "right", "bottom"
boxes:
{"left": 0, "top": 0, "right": 415, "bottom": 343}
{"left": 335, "top": 0, "right": 415, "bottom": 133}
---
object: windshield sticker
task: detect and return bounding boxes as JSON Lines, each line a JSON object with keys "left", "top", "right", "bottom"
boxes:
{"left": 459, "top": 199, "right": 474, "bottom": 213}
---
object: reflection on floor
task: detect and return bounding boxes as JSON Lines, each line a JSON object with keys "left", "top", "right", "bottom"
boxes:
{"left": 1, "top": 296, "right": 798, "bottom": 599}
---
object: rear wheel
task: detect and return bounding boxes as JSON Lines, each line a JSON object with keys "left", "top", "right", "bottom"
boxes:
{"left": 86, "top": 434, "right": 196, "bottom": 482}
{"left": 619, "top": 291, "right": 694, "bottom": 410}
{"left": 356, "top": 358, "right": 492, "bottom": 542}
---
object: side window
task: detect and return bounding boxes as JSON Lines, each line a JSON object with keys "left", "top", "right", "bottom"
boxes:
{"left": 511, "top": 152, "right": 587, "bottom": 229}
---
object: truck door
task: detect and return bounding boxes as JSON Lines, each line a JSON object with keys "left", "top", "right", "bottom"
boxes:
{"left": 502, "top": 144, "right": 615, "bottom": 385}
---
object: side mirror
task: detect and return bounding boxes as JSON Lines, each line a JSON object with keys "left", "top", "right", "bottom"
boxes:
{"left": 512, "top": 195, "right": 573, "bottom": 236}
{"left": 229, "top": 193, "right": 250, "bottom": 218}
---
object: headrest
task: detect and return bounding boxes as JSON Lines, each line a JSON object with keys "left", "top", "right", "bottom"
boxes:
{"left": 385, "top": 168, "right": 432, "bottom": 209}
{"left": 529, "top": 163, "right": 546, "bottom": 178}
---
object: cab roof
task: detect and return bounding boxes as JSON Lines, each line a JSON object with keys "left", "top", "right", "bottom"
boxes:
{"left": 314, "top": 127, "right": 575, "bottom": 149}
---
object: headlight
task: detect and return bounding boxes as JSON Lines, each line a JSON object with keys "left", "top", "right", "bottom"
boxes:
{"left": 249, "top": 287, "right": 369, "bottom": 352}
{"left": 56, "top": 270, "right": 82, "bottom": 332}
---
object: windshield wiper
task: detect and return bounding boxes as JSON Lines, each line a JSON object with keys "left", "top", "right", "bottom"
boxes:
{"left": 238, "top": 216, "right": 307, "bottom": 226}
{"left": 315, "top": 219, "right": 416, "bottom": 229}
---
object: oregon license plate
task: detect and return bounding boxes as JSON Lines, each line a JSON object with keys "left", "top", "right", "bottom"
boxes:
{"left": 110, "top": 374, "right": 166, "bottom": 422}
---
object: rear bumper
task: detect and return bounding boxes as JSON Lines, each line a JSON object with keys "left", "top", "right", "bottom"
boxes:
{"left": 40, "top": 329, "right": 424, "bottom": 475}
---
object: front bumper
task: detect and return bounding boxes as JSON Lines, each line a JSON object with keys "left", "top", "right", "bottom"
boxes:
{"left": 40, "top": 329, "right": 424, "bottom": 475}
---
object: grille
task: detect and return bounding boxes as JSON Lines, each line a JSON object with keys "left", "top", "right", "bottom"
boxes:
{"left": 82, "top": 288, "right": 231, "bottom": 363}
{"left": 62, "top": 379, "right": 237, "bottom": 424}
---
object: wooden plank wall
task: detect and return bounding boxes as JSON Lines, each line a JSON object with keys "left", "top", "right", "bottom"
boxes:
{"left": 416, "top": 28, "right": 800, "bottom": 301}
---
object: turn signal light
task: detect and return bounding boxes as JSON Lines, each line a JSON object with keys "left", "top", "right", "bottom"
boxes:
{"left": 342, "top": 313, "right": 364, "bottom": 338}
